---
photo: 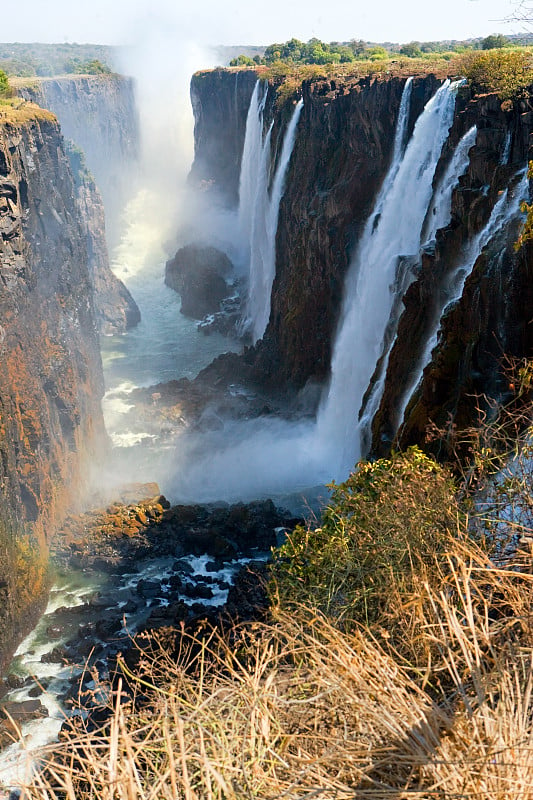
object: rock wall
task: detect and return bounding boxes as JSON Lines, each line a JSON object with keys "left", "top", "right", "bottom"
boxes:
{"left": 0, "top": 105, "right": 107, "bottom": 668}
{"left": 189, "top": 69, "right": 258, "bottom": 205}
{"left": 65, "top": 142, "right": 140, "bottom": 334}
{"left": 16, "top": 75, "right": 139, "bottom": 244}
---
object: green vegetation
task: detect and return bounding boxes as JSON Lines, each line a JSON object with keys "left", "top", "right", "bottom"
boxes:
{"left": 63, "top": 58, "right": 112, "bottom": 75}
{"left": 228, "top": 34, "right": 521, "bottom": 70}
{"left": 481, "top": 33, "right": 511, "bottom": 49}
{"left": 457, "top": 47, "right": 533, "bottom": 99}
{"left": 0, "top": 69, "right": 9, "bottom": 96}
{"left": 0, "top": 43, "right": 115, "bottom": 78}
{"left": 517, "top": 162, "right": 533, "bottom": 249}
{"left": 270, "top": 447, "right": 459, "bottom": 629}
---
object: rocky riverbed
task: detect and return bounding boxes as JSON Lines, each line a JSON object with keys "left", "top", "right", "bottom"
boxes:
{"left": 0, "top": 485, "right": 300, "bottom": 770}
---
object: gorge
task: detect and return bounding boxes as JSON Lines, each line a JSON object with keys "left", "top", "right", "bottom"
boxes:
{"left": 0, "top": 53, "right": 532, "bottom": 783}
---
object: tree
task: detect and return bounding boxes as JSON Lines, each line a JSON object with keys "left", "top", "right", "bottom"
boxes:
{"left": 481, "top": 33, "right": 510, "bottom": 49}
{"left": 0, "top": 69, "right": 9, "bottom": 96}
{"left": 229, "top": 54, "right": 255, "bottom": 67}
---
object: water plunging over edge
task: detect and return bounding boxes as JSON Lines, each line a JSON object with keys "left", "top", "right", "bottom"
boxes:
{"left": 237, "top": 82, "right": 304, "bottom": 343}
{"left": 395, "top": 169, "right": 529, "bottom": 432}
{"left": 315, "top": 79, "right": 462, "bottom": 479}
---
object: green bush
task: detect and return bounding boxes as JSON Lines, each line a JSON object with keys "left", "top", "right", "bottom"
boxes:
{"left": 270, "top": 447, "right": 461, "bottom": 629}
{"left": 0, "top": 69, "right": 10, "bottom": 97}
{"left": 458, "top": 47, "right": 533, "bottom": 99}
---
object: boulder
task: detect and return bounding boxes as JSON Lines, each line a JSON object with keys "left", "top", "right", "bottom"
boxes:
{"left": 165, "top": 244, "right": 233, "bottom": 319}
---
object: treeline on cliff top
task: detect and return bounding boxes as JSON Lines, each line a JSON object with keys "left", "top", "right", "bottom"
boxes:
{"left": 0, "top": 42, "right": 114, "bottom": 77}
{"left": 229, "top": 32, "right": 532, "bottom": 66}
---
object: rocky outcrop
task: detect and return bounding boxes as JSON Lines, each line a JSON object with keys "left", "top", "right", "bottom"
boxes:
{"left": 0, "top": 104, "right": 107, "bottom": 669}
{"left": 15, "top": 74, "right": 139, "bottom": 244}
{"left": 165, "top": 244, "right": 232, "bottom": 319}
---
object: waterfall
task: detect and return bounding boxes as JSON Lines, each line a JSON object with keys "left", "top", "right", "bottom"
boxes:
{"left": 395, "top": 169, "right": 529, "bottom": 432}
{"left": 246, "top": 99, "right": 304, "bottom": 343}
{"left": 424, "top": 125, "right": 478, "bottom": 244}
{"left": 238, "top": 80, "right": 268, "bottom": 249}
{"left": 316, "top": 79, "right": 463, "bottom": 479}
{"left": 237, "top": 83, "right": 304, "bottom": 343}
{"left": 358, "top": 123, "right": 479, "bottom": 451}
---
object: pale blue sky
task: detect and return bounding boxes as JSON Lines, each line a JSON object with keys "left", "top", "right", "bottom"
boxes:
{"left": 2, "top": 0, "right": 528, "bottom": 46}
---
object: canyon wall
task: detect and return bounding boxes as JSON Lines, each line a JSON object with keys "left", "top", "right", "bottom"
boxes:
{"left": 16, "top": 74, "right": 139, "bottom": 245}
{"left": 0, "top": 104, "right": 107, "bottom": 667}
{"left": 15, "top": 75, "right": 141, "bottom": 333}
{"left": 190, "top": 68, "right": 533, "bottom": 454}
{"left": 189, "top": 69, "right": 258, "bottom": 204}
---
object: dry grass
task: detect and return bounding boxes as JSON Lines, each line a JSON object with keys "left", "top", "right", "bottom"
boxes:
{"left": 18, "top": 526, "right": 533, "bottom": 799}
{"left": 0, "top": 98, "right": 56, "bottom": 125}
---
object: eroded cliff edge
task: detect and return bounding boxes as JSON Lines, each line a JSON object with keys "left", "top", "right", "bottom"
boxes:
{"left": 0, "top": 104, "right": 107, "bottom": 668}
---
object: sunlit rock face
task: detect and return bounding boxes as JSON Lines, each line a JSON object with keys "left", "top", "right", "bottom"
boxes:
{"left": 0, "top": 107, "right": 107, "bottom": 665}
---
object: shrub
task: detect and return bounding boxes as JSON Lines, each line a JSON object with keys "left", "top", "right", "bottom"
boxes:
{"left": 457, "top": 47, "right": 533, "bottom": 99}
{"left": 0, "top": 69, "right": 11, "bottom": 97}
{"left": 270, "top": 447, "right": 462, "bottom": 630}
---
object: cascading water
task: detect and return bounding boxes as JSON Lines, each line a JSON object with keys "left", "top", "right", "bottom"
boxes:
{"left": 395, "top": 168, "right": 529, "bottom": 432}
{"left": 238, "top": 83, "right": 304, "bottom": 343}
{"left": 423, "top": 125, "right": 478, "bottom": 244}
{"left": 358, "top": 122, "right": 478, "bottom": 452}
{"left": 315, "top": 79, "right": 463, "bottom": 479}
{"left": 238, "top": 80, "right": 269, "bottom": 250}
{"left": 246, "top": 99, "right": 304, "bottom": 343}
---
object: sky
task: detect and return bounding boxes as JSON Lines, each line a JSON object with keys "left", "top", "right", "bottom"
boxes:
{"left": 1, "top": 0, "right": 529, "bottom": 47}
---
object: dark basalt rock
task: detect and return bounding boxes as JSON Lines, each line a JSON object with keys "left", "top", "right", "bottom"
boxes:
{"left": 165, "top": 244, "right": 233, "bottom": 319}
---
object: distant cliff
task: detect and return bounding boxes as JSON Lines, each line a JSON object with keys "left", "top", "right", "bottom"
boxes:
{"left": 190, "top": 68, "right": 533, "bottom": 458}
{"left": 15, "top": 75, "right": 141, "bottom": 333}
{"left": 0, "top": 104, "right": 107, "bottom": 667}
{"left": 16, "top": 74, "right": 139, "bottom": 245}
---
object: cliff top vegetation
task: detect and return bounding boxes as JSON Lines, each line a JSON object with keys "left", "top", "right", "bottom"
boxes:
{"left": 228, "top": 33, "right": 528, "bottom": 68}
{"left": 216, "top": 44, "right": 533, "bottom": 107}
{"left": 0, "top": 43, "right": 115, "bottom": 78}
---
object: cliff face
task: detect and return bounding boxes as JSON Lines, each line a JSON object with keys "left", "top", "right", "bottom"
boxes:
{"left": 191, "top": 69, "right": 533, "bottom": 457}
{"left": 66, "top": 143, "right": 140, "bottom": 333}
{"left": 0, "top": 105, "right": 107, "bottom": 666}
{"left": 16, "top": 75, "right": 139, "bottom": 244}
{"left": 189, "top": 69, "right": 258, "bottom": 204}
{"left": 263, "top": 75, "right": 440, "bottom": 388}
{"left": 15, "top": 76, "right": 141, "bottom": 333}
